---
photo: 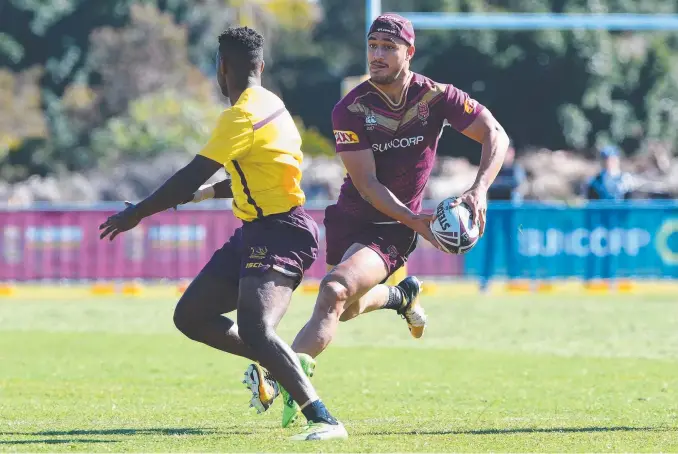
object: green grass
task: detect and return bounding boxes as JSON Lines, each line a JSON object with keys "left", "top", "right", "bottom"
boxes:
{"left": 1, "top": 291, "right": 677, "bottom": 452}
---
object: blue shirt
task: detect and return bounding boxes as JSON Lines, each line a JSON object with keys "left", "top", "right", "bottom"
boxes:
{"left": 586, "top": 170, "right": 635, "bottom": 200}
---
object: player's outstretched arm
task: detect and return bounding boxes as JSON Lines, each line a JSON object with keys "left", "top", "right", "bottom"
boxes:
{"left": 340, "top": 150, "right": 441, "bottom": 249}
{"left": 454, "top": 109, "right": 510, "bottom": 235}
{"left": 99, "top": 155, "right": 222, "bottom": 241}
{"left": 133, "top": 155, "right": 222, "bottom": 218}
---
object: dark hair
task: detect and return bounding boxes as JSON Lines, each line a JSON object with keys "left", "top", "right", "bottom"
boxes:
{"left": 218, "top": 26, "right": 264, "bottom": 79}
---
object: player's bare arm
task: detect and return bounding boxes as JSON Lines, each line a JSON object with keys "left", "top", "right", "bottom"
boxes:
{"left": 453, "top": 108, "right": 510, "bottom": 235}
{"left": 339, "top": 149, "right": 441, "bottom": 249}
{"left": 99, "top": 155, "right": 221, "bottom": 241}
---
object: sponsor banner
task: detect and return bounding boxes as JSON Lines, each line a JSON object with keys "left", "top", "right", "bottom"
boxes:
{"left": 0, "top": 208, "right": 462, "bottom": 281}
{"left": 463, "top": 202, "right": 678, "bottom": 279}
{"left": 8, "top": 201, "right": 674, "bottom": 282}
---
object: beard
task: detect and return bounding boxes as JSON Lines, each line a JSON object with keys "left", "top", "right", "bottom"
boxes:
{"left": 369, "top": 65, "right": 405, "bottom": 85}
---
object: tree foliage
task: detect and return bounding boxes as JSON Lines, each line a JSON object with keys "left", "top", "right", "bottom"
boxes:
{"left": 296, "top": 0, "right": 678, "bottom": 158}
{"left": 90, "top": 90, "right": 223, "bottom": 163}
{"left": 0, "top": 67, "right": 47, "bottom": 160}
{"left": 1, "top": 0, "right": 677, "bottom": 182}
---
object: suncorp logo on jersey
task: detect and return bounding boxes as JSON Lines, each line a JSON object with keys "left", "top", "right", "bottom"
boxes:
{"left": 372, "top": 136, "right": 424, "bottom": 153}
{"left": 518, "top": 227, "right": 651, "bottom": 257}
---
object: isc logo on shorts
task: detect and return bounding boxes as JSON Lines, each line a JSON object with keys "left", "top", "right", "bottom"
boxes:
{"left": 334, "top": 130, "right": 359, "bottom": 144}
{"left": 246, "top": 262, "right": 264, "bottom": 269}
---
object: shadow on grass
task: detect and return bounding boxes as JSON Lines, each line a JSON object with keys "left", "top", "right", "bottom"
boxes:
{"left": 2, "top": 427, "right": 254, "bottom": 437}
{"left": 0, "top": 439, "right": 119, "bottom": 445}
{"left": 378, "top": 426, "right": 678, "bottom": 436}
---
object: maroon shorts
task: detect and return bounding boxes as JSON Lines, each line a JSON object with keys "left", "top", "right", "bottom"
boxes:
{"left": 202, "top": 206, "right": 319, "bottom": 289}
{"left": 324, "top": 204, "right": 418, "bottom": 278}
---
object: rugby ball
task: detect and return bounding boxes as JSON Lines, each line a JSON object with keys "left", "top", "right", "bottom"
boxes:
{"left": 430, "top": 197, "right": 480, "bottom": 254}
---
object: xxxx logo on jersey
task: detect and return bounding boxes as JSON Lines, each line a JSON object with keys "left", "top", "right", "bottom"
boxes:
{"left": 333, "top": 130, "right": 359, "bottom": 144}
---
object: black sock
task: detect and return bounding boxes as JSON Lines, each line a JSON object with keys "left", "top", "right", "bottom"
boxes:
{"left": 301, "top": 399, "right": 338, "bottom": 425}
{"left": 382, "top": 286, "right": 406, "bottom": 311}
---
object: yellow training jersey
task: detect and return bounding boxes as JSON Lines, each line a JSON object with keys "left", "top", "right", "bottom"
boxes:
{"left": 199, "top": 86, "right": 305, "bottom": 221}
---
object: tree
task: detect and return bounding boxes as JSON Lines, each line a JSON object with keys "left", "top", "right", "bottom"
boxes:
{"left": 90, "top": 90, "right": 223, "bottom": 163}
{"left": 294, "top": 117, "right": 336, "bottom": 157}
{"left": 0, "top": 67, "right": 47, "bottom": 160}
{"left": 75, "top": 3, "right": 225, "bottom": 167}
{"left": 413, "top": 0, "right": 678, "bottom": 155}
{"left": 88, "top": 3, "right": 216, "bottom": 118}
{"left": 0, "top": 67, "right": 50, "bottom": 180}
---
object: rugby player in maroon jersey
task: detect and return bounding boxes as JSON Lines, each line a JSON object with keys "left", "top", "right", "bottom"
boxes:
{"left": 290, "top": 12, "right": 508, "bottom": 356}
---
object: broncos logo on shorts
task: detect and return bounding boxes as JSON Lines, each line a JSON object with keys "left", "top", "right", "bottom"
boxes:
{"left": 249, "top": 246, "right": 268, "bottom": 260}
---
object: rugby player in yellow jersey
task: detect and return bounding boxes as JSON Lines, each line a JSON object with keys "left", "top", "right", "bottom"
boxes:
{"left": 98, "top": 26, "right": 347, "bottom": 442}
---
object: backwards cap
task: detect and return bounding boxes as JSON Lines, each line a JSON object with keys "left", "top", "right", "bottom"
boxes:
{"left": 368, "top": 13, "right": 415, "bottom": 46}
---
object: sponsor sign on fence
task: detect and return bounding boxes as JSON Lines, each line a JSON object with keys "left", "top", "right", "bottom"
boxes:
{"left": 1, "top": 201, "right": 676, "bottom": 281}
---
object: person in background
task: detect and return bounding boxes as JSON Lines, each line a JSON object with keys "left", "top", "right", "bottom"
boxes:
{"left": 583, "top": 144, "right": 640, "bottom": 282}
{"left": 585, "top": 145, "right": 635, "bottom": 201}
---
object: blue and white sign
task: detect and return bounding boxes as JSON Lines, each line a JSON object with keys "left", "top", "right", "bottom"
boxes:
{"left": 464, "top": 201, "right": 678, "bottom": 280}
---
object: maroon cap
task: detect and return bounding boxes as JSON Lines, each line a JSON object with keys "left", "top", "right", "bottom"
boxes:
{"left": 368, "top": 13, "right": 415, "bottom": 46}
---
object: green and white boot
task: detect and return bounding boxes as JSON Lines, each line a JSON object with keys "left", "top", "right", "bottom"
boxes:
{"left": 281, "top": 353, "right": 316, "bottom": 428}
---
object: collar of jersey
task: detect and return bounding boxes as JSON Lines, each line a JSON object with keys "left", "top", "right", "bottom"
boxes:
{"left": 232, "top": 85, "right": 262, "bottom": 107}
{"left": 367, "top": 71, "right": 413, "bottom": 111}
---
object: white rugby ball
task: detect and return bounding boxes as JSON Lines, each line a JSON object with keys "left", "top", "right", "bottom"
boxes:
{"left": 430, "top": 197, "right": 480, "bottom": 254}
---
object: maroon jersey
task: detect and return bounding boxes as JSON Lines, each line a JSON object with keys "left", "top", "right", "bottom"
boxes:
{"left": 331, "top": 72, "right": 484, "bottom": 223}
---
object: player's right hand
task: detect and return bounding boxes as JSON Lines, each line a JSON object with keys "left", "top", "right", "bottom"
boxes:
{"left": 99, "top": 201, "right": 142, "bottom": 241}
{"left": 406, "top": 213, "right": 445, "bottom": 251}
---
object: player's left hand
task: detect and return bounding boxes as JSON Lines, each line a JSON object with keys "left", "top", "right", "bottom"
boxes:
{"left": 450, "top": 185, "right": 488, "bottom": 236}
{"left": 99, "top": 201, "right": 142, "bottom": 241}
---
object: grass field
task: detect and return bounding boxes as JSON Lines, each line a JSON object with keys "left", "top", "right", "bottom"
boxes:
{"left": 1, "top": 289, "right": 677, "bottom": 452}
